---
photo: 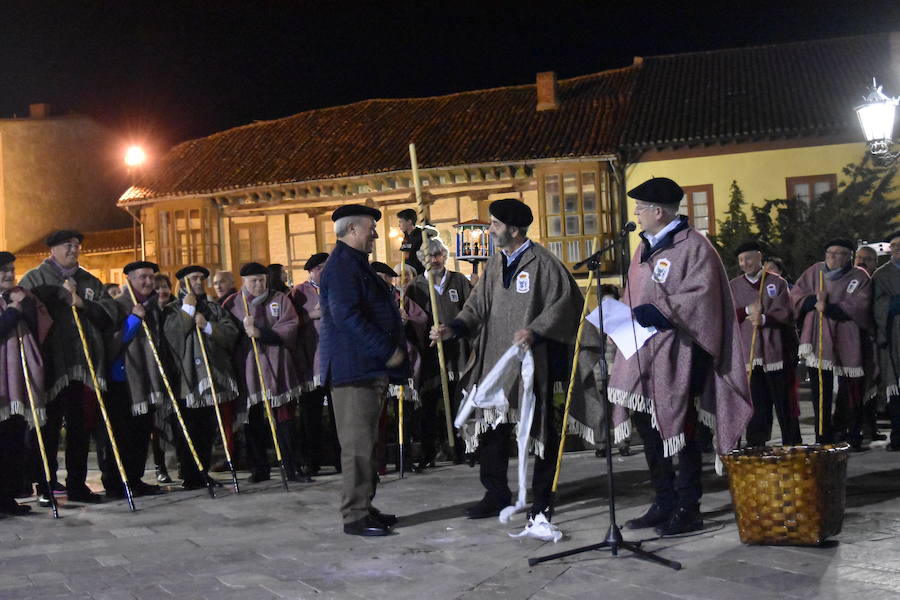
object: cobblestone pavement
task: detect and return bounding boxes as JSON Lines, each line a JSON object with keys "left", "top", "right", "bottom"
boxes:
{"left": 2, "top": 405, "right": 899, "bottom": 600}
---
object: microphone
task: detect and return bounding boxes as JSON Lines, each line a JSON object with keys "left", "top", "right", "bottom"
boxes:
{"left": 621, "top": 221, "right": 637, "bottom": 236}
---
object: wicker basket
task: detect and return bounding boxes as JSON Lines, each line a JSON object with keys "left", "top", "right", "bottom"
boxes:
{"left": 721, "top": 443, "right": 850, "bottom": 545}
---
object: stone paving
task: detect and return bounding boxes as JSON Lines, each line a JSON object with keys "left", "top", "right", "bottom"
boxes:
{"left": 2, "top": 408, "right": 900, "bottom": 600}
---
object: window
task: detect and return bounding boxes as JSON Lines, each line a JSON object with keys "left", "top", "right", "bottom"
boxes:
{"left": 786, "top": 174, "right": 837, "bottom": 204}
{"left": 540, "top": 165, "right": 612, "bottom": 269}
{"left": 231, "top": 221, "right": 269, "bottom": 267}
{"left": 678, "top": 185, "right": 715, "bottom": 237}
{"left": 158, "top": 205, "right": 220, "bottom": 269}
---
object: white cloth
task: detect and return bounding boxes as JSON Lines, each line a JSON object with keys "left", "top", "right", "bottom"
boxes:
{"left": 587, "top": 298, "right": 657, "bottom": 360}
{"left": 509, "top": 512, "right": 563, "bottom": 543}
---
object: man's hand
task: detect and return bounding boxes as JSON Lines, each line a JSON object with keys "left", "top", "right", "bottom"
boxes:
{"left": 131, "top": 304, "right": 146, "bottom": 319}
{"left": 243, "top": 315, "right": 254, "bottom": 328}
{"left": 815, "top": 289, "right": 827, "bottom": 314}
{"left": 749, "top": 312, "right": 765, "bottom": 327}
{"left": 309, "top": 302, "right": 321, "bottom": 319}
{"left": 184, "top": 291, "right": 197, "bottom": 307}
{"left": 512, "top": 329, "right": 535, "bottom": 350}
{"left": 748, "top": 302, "right": 763, "bottom": 327}
{"left": 399, "top": 306, "right": 408, "bottom": 324}
{"left": 244, "top": 324, "right": 260, "bottom": 339}
{"left": 386, "top": 347, "right": 405, "bottom": 368}
{"left": 195, "top": 313, "right": 208, "bottom": 330}
{"left": 429, "top": 324, "right": 452, "bottom": 345}
{"left": 63, "top": 278, "right": 84, "bottom": 308}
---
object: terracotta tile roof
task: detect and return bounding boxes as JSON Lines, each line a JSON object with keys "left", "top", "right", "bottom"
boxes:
{"left": 622, "top": 33, "right": 896, "bottom": 150}
{"left": 16, "top": 227, "right": 135, "bottom": 256}
{"left": 119, "top": 67, "right": 637, "bottom": 204}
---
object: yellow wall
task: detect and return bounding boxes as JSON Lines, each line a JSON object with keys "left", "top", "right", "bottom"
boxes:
{"left": 624, "top": 141, "right": 870, "bottom": 249}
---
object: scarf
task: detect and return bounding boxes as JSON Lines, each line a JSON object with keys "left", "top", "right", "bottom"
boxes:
{"left": 43, "top": 257, "right": 79, "bottom": 281}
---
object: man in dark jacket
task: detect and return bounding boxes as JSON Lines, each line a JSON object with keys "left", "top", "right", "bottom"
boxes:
{"left": 320, "top": 204, "right": 407, "bottom": 536}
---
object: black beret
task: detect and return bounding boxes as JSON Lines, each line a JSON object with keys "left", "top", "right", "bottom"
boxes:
{"left": 627, "top": 177, "right": 684, "bottom": 205}
{"left": 734, "top": 241, "right": 763, "bottom": 257}
{"left": 331, "top": 204, "right": 382, "bottom": 222}
{"left": 175, "top": 265, "right": 210, "bottom": 280}
{"left": 123, "top": 261, "right": 159, "bottom": 275}
{"left": 489, "top": 199, "right": 533, "bottom": 227}
{"left": 0, "top": 251, "right": 15, "bottom": 268}
{"left": 371, "top": 262, "right": 398, "bottom": 277}
{"left": 824, "top": 238, "right": 855, "bottom": 252}
{"left": 304, "top": 253, "right": 329, "bottom": 271}
{"left": 397, "top": 208, "right": 417, "bottom": 222}
{"left": 239, "top": 262, "right": 267, "bottom": 276}
{"left": 46, "top": 229, "right": 84, "bottom": 247}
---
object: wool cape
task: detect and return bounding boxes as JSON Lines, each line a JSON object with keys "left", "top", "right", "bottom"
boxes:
{"left": 730, "top": 271, "right": 792, "bottom": 372}
{"left": 224, "top": 289, "right": 303, "bottom": 419}
{"left": 19, "top": 261, "right": 117, "bottom": 399}
{"left": 790, "top": 263, "right": 871, "bottom": 377}
{"left": 386, "top": 287, "right": 429, "bottom": 403}
{"left": 453, "top": 242, "right": 600, "bottom": 457}
{"left": 409, "top": 269, "right": 472, "bottom": 392}
{"left": 163, "top": 297, "right": 240, "bottom": 408}
{"left": 608, "top": 220, "right": 752, "bottom": 457}
{"left": 0, "top": 290, "right": 52, "bottom": 424}
{"left": 109, "top": 292, "right": 172, "bottom": 416}
{"left": 290, "top": 281, "right": 321, "bottom": 390}
{"left": 872, "top": 261, "right": 900, "bottom": 398}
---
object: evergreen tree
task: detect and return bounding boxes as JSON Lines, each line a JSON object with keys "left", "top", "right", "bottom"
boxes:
{"left": 709, "top": 180, "right": 754, "bottom": 277}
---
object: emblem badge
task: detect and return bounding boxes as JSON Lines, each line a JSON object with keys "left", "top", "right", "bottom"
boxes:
{"left": 84, "top": 288, "right": 95, "bottom": 301}
{"left": 516, "top": 272, "right": 530, "bottom": 294}
{"left": 766, "top": 283, "right": 777, "bottom": 298}
{"left": 270, "top": 302, "right": 280, "bottom": 317}
{"left": 448, "top": 288, "right": 459, "bottom": 303}
{"left": 847, "top": 279, "right": 860, "bottom": 294}
{"left": 652, "top": 258, "right": 671, "bottom": 283}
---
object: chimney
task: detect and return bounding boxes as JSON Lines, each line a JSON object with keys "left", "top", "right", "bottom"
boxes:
{"left": 536, "top": 71, "right": 559, "bottom": 111}
{"left": 29, "top": 103, "right": 50, "bottom": 119}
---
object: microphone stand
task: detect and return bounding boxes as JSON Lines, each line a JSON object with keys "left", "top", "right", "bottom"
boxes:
{"left": 528, "top": 232, "right": 681, "bottom": 571}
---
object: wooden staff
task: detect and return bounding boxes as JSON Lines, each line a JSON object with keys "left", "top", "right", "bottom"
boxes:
{"left": 746, "top": 269, "right": 768, "bottom": 380}
{"left": 241, "top": 291, "right": 290, "bottom": 492}
{"left": 410, "top": 143, "right": 455, "bottom": 450}
{"left": 817, "top": 270, "right": 826, "bottom": 439}
{"left": 397, "top": 257, "right": 407, "bottom": 478}
{"left": 191, "top": 303, "right": 240, "bottom": 494}
{"left": 125, "top": 281, "right": 215, "bottom": 499}
{"left": 71, "top": 304, "right": 135, "bottom": 511}
{"left": 17, "top": 329, "right": 59, "bottom": 518}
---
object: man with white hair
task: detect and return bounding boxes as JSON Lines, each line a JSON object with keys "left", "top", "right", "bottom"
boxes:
{"left": 320, "top": 204, "right": 408, "bottom": 536}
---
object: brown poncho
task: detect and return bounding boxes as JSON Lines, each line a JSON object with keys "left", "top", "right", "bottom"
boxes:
{"left": 873, "top": 261, "right": 900, "bottom": 398}
{"left": 730, "top": 272, "right": 792, "bottom": 372}
{"left": 289, "top": 281, "right": 321, "bottom": 390}
{"left": 0, "top": 290, "right": 52, "bottom": 424}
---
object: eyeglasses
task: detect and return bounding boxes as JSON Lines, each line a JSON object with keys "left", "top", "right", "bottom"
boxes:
{"left": 634, "top": 204, "right": 658, "bottom": 214}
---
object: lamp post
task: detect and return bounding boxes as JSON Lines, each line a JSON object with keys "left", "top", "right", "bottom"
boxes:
{"left": 855, "top": 79, "right": 899, "bottom": 165}
{"left": 124, "top": 145, "right": 147, "bottom": 260}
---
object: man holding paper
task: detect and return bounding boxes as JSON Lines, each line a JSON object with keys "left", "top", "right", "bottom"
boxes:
{"left": 608, "top": 177, "right": 752, "bottom": 536}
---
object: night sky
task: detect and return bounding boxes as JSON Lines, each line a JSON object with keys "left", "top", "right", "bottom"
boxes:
{"left": 1, "top": 1, "right": 897, "bottom": 153}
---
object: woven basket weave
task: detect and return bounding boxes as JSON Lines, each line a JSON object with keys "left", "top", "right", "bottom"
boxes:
{"left": 721, "top": 443, "right": 850, "bottom": 545}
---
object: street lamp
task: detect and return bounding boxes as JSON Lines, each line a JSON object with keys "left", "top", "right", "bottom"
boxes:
{"left": 855, "top": 79, "right": 899, "bottom": 165}
{"left": 124, "top": 145, "right": 147, "bottom": 168}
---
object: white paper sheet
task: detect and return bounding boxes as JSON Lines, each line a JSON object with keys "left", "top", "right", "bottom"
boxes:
{"left": 586, "top": 298, "right": 657, "bottom": 359}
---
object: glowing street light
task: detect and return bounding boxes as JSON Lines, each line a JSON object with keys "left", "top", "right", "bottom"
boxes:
{"left": 855, "top": 79, "right": 899, "bottom": 165}
{"left": 124, "top": 145, "right": 147, "bottom": 168}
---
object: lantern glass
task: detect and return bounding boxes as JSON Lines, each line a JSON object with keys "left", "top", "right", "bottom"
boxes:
{"left": 856, "top": 100, "right": 897, "bottom": 142}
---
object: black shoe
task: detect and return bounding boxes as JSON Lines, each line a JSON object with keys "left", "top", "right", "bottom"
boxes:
{"left": 247, "top": 471, "right": 271, "bottom": 483}
{"left": 0, "top": 498, "right": 32, "bottom": 515}
{"left": 887, "top": 443, "right": 900, "bottom": 452}
{"left": 51, "top": 481, "right": 67, "bottom": 496}
{"left": 625, "top": 502, "right": 673, "bottom": 530}
{"left": 595, "top": 447, "right": 608, "bottom": 458}
{"left": 343, "top": 515, "right": 391, "bottom": 536}
{"left": 67, "top": 487, "right": 104, "bottom": 504}
{"left": 131, "top": 481, "right": 163, "bottom": 496}
{"left": 180, "top": 479, "right": 206, "bottom": 491}
{"left": 465, "top": 499, "right": 507, "bottom": 519}
{"left": 654, "top": 507, "right": 703, "bottom": 536}
{"left": 105, "top": 486, "right": 126, "bottom": 499}
{"left": 156, "top": 467, "right": 173, "bottom": 484}
{"left": 618, "top": 444, "right": 632, "bottom": 457}
{"left": 38, "top": 494, "right": 52, "bottom": 508}
{"left": 369, "top": 507, "right": 399, "bottom": 527}
{"left": 871, "top": 432, "right": 887, "bottom": 442}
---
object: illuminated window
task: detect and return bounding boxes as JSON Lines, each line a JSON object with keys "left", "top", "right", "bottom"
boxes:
{"left": 786, "top": 174, "right": 837, "bottom": 204}
{"left": 157, "top": 205, "right": 220, "bottom": 269}
{"left": 678, "top": 185, "right": 715, "bottom": 237}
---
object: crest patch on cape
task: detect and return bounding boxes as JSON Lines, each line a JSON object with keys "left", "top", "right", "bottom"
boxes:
{"left": 847, "top": 279, "right": 860, "bottom": 294}
{"left": 766, "top": 283, "right": 777, "bottom": 298}
{"left": 84, "top": 288, "right": 95, "bottom": 301}
{"left": 269, "top": 302, "right": 280, "bottom": 317}
{"left": 516, "top": 272, "right": 531, "bottom": 294}
{"left": 448, "top": 288, "right": 459, "bottom": 303}
{"left": 194, "top": 357, "right": 202, "bottom": 366}
{"left": 652, "top": 258, "right": 671, "bottom": 283}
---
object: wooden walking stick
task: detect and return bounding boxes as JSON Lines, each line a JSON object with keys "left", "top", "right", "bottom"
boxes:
{"left": 746, "top": 269, "right": 768, "bottom": 380}
{"left": 817, "top": 270, "right": 826, "bottom": 439}
{"left": 125, "top": 281, "right": 216, "bottom": 499}
{"left": 241, "top": 291, "right": 290, "bottom": 492}
{"left": 410, "top": 143, "right": 455, "bottom": 453}
{"left": 71, "top": 305, "right": 136, "bottom": 511}
{"left": 17, "top": 329, "right": 59, "bottom": 518}
{"left": 397, "top": 257, "right": 407, "bottom": 478}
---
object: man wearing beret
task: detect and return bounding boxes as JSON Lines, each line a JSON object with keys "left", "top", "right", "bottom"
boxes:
{"left": 320, "top": 204, "right": 407, "bottom": 536}
{"left": 432, "top": 198, "right": 598, "bottom": 522}
{"left": 873, "top": 231, "right": 900, "bottom": 451}
{"left": 0, "top": 252, "right": 52, "bottom": 515}
{"left": 290, "top": 252, "right": 341, "bottom": 475}
{"left": 163, "top": 265, "right": 240, "bottom": 489}
{"left": 100, "top": 261, "right": 172, "bottom": 497}
{"left": 397, "top": 208, "right": 425, "bottom": 276}
{"left": 224, "top": 262, "right": 304, "bottom": 483}
{"left": 608, "top": 178, "right": 751, "bottom": 536}
{"left": 730, "top": 241, "right": 801, "bottom": 446}
{"left": 792, "top": 239, "right": 873, "bottom": 447}
{"left": 20, "top": 230, "right": 118, "bottom": 504}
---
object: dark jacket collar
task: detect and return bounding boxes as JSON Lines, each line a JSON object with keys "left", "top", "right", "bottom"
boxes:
{"left": 639, "top": 215, "right": 690, "bottom": 263}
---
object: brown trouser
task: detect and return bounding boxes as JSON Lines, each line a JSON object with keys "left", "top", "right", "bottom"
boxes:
{"left": 331, "top": 377, "right": 388, "bottom": 524}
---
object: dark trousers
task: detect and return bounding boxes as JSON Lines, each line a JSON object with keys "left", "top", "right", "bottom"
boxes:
{"left": 0, "top": 416, "right": 26, "bottom": 502}
{"left": 418, "top": 381, "right": 463, "bottom": 464}
{"left": 245, "top": 402, "right": 273, "bottom": 477}
{"left": 477, "top": 389, "right": 558, "bottom": 515}
{"left": 299, "top": 388, "right": 327, "bottom": 472}
{"left": 889, "top": 396, "right": 900, "bottom": 448}
{"left": 746, "top": 368, "right": 801, "bottom": 446}
{"left": 808, "top": 368, "right": 863, "bottom": 444}
{"left": 632, "top": 410, "right": 702, "bottom": 512}
{"left": 174, "top": 404, "right": 216, "bottom": 483}
{"left": 99, "top": 381, "right": 153, "bottom": 490}
{"left": 36, "top": 383, "right": 92, "bottom": 490}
